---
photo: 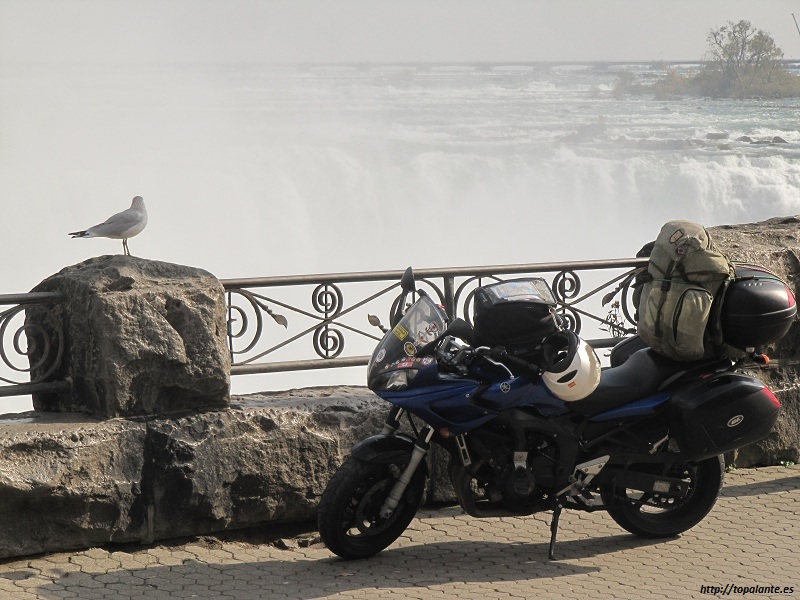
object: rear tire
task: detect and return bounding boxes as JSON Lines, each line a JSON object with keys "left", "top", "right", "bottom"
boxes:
{"left": 318, "top": 456, "right": 425, "bottom": 559}
{"left": 603, "top": 455, "right": 724, "bottom": 538}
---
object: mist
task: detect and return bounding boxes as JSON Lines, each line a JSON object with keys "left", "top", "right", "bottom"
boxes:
{"left": 3, "top": 1, "right": 800, "bottom": 409}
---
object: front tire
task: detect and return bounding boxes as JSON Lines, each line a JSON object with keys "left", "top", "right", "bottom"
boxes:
{"left": 318, "top": 456, "right": 425, "bottom": 559}
{"left": 603, "top": 454, "right": 724, "bottom": 538}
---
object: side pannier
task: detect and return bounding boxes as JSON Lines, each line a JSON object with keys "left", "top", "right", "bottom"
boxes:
{"left": 669, "top": 372, "right": 781, "bottom": 460}
{"left": 637, "top": 221, "right": 733, "bottom": 361}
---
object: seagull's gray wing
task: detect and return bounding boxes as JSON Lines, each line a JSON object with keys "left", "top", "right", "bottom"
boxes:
{"left": 85, "top": 208, "right": 143, "bottom": 238}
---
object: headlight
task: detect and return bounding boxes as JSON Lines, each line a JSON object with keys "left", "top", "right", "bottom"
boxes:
{"left": 370, "top": 369, "right": 419, "bottom": 391}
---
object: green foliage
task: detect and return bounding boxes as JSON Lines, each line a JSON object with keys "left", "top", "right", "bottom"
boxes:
{"left": 617, "top": 20, "right": 800, "bottom": 99}
{"left": 704, "top": 20, "right": 783, "bottom": 97}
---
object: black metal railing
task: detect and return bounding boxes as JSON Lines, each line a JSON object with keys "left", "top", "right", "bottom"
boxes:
{"left": 0, "top": 292, "right": 70, "bottom": 398}
{"left": 221, "top": 258, "right": 647, "bottom": 376}
{"left": 0, "top": 257, "right": 648, "bottom": 398}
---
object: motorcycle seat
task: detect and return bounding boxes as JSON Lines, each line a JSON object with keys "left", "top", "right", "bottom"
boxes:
{"left": 571, "top": 348, "right": 726, "bottom": 417}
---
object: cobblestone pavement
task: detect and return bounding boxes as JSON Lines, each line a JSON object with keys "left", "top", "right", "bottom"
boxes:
{"left": 0, "top": 466, "right": 797, "bottom": 600}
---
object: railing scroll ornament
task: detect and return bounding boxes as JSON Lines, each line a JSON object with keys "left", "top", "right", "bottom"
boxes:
{"left": 0, "top": 292, "right": 69, "bottom": 398}
{"left": 221, "top": 257, "right": 648, "bottom": 377}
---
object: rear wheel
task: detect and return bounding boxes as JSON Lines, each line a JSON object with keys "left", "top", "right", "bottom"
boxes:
{"left": 318, "top": 456, "right": 425, "bottom": 559}
{"left": 603, "top": 455, "right": 724, "bottom": 538}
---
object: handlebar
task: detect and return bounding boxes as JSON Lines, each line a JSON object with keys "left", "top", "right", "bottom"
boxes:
{"left": 487, "top": 347, "right": 544, "bottom": 376}
{"left": 435, "top": 340, "right": 543, "bottom": 380}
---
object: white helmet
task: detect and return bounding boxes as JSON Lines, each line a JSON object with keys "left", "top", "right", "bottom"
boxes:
{"left": 540, "top": 331, "right": 601, "bottom": 402}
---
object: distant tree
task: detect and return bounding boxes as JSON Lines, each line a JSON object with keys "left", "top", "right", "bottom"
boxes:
{"left": 615, "top": 21, "right": 800, "bottom": 99}
{"left": 704, "top": 20, "right": 784, "bottom": 97}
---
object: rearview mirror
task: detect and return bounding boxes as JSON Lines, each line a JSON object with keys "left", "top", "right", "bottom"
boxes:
{"left": 391, "top": 267, "right": 417, "bottom": 327}
{"left": 446, "top": 318, "right": 474, "bottom": 345}
{"left": 400, "top": 266, "right": 416, "bottom": 294}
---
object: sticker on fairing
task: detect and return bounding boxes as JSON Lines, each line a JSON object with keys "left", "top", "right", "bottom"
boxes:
{"left": 404, "top": 342, "right": 417, "bottom": 356}
{"left": 393, "top": 324, "right": 409, "bottom": 340}
{"left": 374, "top": 349, "right": 386, "bottom": 363}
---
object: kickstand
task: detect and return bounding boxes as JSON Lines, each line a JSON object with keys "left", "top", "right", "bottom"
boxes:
{"left": 548, "top": 503, "right": 562, "bottom": 561}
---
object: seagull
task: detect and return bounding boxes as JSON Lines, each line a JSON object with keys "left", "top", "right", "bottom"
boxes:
{"left": 69, "top": 196, "right": 148, "bottom": 256}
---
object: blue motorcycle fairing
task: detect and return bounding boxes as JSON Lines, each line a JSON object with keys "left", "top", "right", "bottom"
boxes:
{"left": 589, "top": 392, "right": 672, "bottom": 422}
{"left": 378, "top": 381, "right": 490, "bottom": 435}
{"left": 377, "top": 374, "right": 570, "bottom": 436}
{"left": 478, "top": 376, "right": 568, "bottom": 417}
{"left": 377, "top": 379, "right": 478, "bottom": 404}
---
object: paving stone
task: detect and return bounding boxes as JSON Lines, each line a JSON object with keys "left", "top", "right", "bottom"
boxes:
{"left": 0, "top": 466, "right": 795, "bottom": 599}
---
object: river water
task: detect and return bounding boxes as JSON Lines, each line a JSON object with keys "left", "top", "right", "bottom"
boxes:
{"left": 214, "top": 61, "right": 800, "bottom": 267}
{"left": 2, "top": 62, "right": 800, "bottom": 408}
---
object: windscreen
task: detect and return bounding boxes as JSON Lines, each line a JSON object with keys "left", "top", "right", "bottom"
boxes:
{"left": 480, "top": 278, "right": 556, "bottom": 306}
{"left": 367, "top": 295, "right": 447, "bottom": 390}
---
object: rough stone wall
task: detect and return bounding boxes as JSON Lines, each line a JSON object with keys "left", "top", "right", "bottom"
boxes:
{"left": 0, "top": 388, "right": 389, "bottom": 559}
{"left": 0, "top": 414, "right": 148, "bottom": 558}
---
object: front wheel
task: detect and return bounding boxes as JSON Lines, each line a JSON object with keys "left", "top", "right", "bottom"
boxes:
{"left": 602, "top": 455, "right": 724, "bottom": 538}
{"left": 318, "top": 456, "right": 425, "bottom": 559}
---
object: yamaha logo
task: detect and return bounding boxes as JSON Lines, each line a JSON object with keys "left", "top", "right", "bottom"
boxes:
{"left": 727, "top": 415, "right": 744, "bottom": 428}
{"left": 500, "top": 382, "right": 511, "bottom": 393}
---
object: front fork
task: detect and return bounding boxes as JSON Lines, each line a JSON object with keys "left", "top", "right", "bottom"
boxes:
{"left": 379, "top": 406, "right": 435, "bottom": 519}
{"left": 380, "top": 405, "right": 405, "bottom": 436}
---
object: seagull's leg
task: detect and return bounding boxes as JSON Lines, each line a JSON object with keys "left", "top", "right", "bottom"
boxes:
{"left": 123, "top": 239, "right": 130, "bottom": 256}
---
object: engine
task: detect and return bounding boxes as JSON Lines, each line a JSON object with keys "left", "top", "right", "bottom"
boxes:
{"left": 449, "top": 425, "right": 559, "bottom": 518}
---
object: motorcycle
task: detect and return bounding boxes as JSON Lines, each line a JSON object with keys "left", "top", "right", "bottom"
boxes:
{"left": 317, "top": 267, "right": 791, "bottom": 560}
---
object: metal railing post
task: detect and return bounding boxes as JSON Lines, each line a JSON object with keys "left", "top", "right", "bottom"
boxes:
{"left": 443, "top": 275, "right": 456, "bottom": 319}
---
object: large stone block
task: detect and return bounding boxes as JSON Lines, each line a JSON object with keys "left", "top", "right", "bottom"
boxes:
{"left": 26, "top": 256, "right": 230, "bottom": 417}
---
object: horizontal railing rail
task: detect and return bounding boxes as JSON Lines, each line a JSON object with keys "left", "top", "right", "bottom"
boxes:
{"left": 222, "top": 257, "right": 648, "bottom": 377}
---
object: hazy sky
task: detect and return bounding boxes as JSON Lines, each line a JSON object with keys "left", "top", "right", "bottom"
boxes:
{"left": 3, "top": 0, "right": 800, "bottom": 409}
{"left": 2, "top": 0, "right": 800, "bottom": 64}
